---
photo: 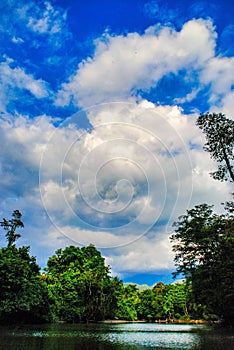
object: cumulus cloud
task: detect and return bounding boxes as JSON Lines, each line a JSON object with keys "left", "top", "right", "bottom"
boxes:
{"left": 56, "top": 19, "right": 216, "bottom": 108}
{"left": 200, "top": 56, "right": 234, "bottom": 104}
{"left": 39, "top": 102, "right": 232, "bottom": 251}
{"left": 55, "top": 16, "right": 234, "bottom": 114}
{"left": 41, "top": 103, "right": 190, "bottom": 233}
{"left": 106, "top": 232, "right": 175, "bottom": 276}
{"left": 43, "top": 225, "right": 174, "bottom": 276}
{"left": 0, "top": 114, "right": 54, "bottom": 197}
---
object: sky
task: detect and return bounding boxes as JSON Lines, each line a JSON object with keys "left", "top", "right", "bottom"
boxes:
{"left": 0, "top": 0, "right": 233, "bottom": 285}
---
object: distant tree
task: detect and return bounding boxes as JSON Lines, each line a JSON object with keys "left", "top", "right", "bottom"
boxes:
{"left": 152, "top": 282, "right": 166, "bottom": 319}
{"left": 196, "top": 112, "right": 234, "bottom": 182}
{"left": 115, "top": 284, "right": 139, "bottom": 321}
{"left": 136, "top": 288, "right": 155, "bottom": 321}
{"left": 163, "top": 283, "right": 190, "bottom": 320}
{"left": 136, "top": 282, "right": 192, "bottom": 322}
{"left": 0, "top": 210, "right": 24, "bottom": 247}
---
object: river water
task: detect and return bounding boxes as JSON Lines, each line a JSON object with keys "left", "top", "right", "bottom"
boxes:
{"left": 0, "top": 323, "right": 233, "bottom": 349}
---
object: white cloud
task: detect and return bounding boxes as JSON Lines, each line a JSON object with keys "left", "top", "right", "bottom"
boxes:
{"left": 37, "top": 219, "right": 175, "bottom": 276}
{"left": 174, "top": 87, "right": 200, "bottom": 104}
{"left": 39, "top": 102, "right": 233, "bottom": 249}
{"left": 1, "top": 0, "right": 71, "bottom": 57}
{"left": 56, "top": 19, "right": 216, "bottom": 108}
{"left": 106, "top": 233, "right": 175, "bottom": 275}
{"left": 0, "top": 114, "right": 53, "bottom": 198}
{"left": 40, "top": 103, "right": 192, "bottom": 233}
{"left": 220, "top": 91, "right": 234, "bottom": 118}
{"left": 12, "top": 36, "right": 24, "bottom": 44}
{"left": 200, "top": 56, "right": 234, "bottom": 104}
{"left": 0, "top": 58, "right": 49, "bottom": 111}
{"left": 19, "top": 1, "right": 67, "bottom": 36}
{"left": 41, "top": 224, "right": 174, "bottom": 276}
{"left": 55, "top": 17, "right": 234, "bottom": 115}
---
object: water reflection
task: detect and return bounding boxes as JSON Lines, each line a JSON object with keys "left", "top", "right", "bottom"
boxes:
{"left": 0, "top": 323, "right": 233, "bottom": 350}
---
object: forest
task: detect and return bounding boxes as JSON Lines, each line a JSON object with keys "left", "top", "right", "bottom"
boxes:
{"left": 0, "top": 113, "right": 233, "bottom": 325}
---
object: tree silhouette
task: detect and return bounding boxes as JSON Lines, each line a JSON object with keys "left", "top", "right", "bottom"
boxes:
{"left": 196, "top": 112, "right": 234, "bottom": 182}
{"left": 0, "top": 210, "right": 24, "bottom": 247}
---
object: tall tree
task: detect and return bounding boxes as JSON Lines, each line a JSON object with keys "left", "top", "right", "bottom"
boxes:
{"left": 0, "top": 211, "right": 49, "bottom": 323}
{"left": 0, "top": 210, "right": 24, "bottom": 247}
{"left": 171, "top": 204, "right": 234, "bottom": 324}
{"left": 0, "top": 246, "right": 49, "bottom": 323}
{"left": 196, "top": 112, "right": 234, "bottom": 182}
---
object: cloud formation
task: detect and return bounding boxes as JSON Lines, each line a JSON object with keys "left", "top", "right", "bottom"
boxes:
{"left": 56, "top": 19, "right": 216, "bottom": 108}
{"left": 1, "top": 101, "right": 231, "bottom": 273}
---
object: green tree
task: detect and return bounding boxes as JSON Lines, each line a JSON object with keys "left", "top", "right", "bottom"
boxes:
{"left": 137, "top": 288, "right": 155, "bottom": 321}
{"left": 136, "top": 282, "right": 192, "bottom": 322}
{"left": 163, "top": 283, "right": 190, "bottom": 320}
{"left": 0, "top": 246, "right": 49, "bottom": 323}
{"left": 115, "top": 284, "right": 139, "bottom": 321}
{"left": 45, "top": 245, "right": 118, "bottom": 323}
{"left": 0, "top": 210, "right": 24, "bottom": 247}
{"left": 171, "top": 204, "right": 234, "bottom": 324}
{"left": 0, "top": 211, "right": 49, "bottom": 323}
{"left": 152, "top": 282, "right": 167, "bottom": 319}
{"left": 196, "top": 112, "right": 234, "bottom": 182}
{"left": 171, "top": 204, "right": 223, "bottom": 276}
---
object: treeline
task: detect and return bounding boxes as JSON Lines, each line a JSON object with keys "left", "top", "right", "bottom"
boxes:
{"left": 0, "top": 211, "right": 195, "bottom": 324}
{"left": 0, "top": 210, "right": 232, "bottom": 325}
{"left": 0, "top": 224, "right": 214, "bottom": 325}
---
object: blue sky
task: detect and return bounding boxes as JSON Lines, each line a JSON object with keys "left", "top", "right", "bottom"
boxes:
{"left": 0, "top": 0, "right": 233, "bottom": 285}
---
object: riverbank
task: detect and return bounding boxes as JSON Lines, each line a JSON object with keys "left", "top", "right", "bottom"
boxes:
{"left": 99, "top": 319, "right": 209, "bottom": 324}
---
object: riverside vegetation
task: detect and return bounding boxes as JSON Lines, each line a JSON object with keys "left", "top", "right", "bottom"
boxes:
{"left": 0, "top": 113, "right": 233, "bottom": 326}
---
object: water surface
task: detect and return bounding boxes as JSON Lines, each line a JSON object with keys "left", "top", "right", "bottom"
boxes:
{"left": 0, "top": 322, "right": 233, "bottom": 349}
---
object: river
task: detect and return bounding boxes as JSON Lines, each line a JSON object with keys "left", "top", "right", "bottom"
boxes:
{"left": 0, "top": 323, "right": 233, "bottom": 349}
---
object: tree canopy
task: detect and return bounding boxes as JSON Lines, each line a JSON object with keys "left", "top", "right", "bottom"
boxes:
{"left": 45, "top": 245, "right": 119, "bottom": 323}
{"left": 171, "top": 204, "right": 234, "bottom": 323}
{"left": 0, "top": 211, "right": 48, "bottom": 324}
{"left": 0, "top": 212, "right": 199, "bottom": 324}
